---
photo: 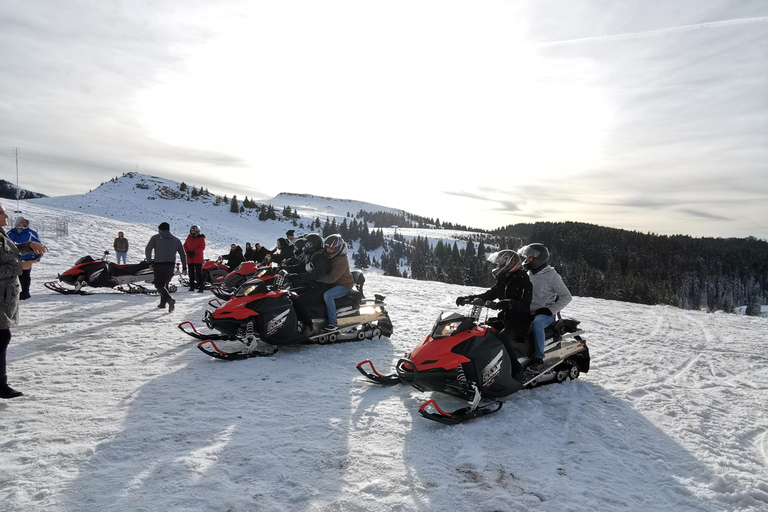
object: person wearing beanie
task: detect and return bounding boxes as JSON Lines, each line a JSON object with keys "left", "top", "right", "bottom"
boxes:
{"left": 145, "top": 222, "right": 187, "bottom": 312}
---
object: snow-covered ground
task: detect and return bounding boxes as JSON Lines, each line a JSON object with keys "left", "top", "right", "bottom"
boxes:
{"left": 2, "top": 199, "right": 768, "bottom": 512}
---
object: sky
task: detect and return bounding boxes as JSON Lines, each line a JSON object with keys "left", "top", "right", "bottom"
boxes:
{"left": 1, "top": 0, "right": 767, "bottom": 239}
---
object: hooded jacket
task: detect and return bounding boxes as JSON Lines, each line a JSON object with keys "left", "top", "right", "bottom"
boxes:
{"left": 113, "top": 235, "right": 129, "bottom": 253}
{"left": 0, "top": 229, "right": 35, "bottom": 329}
{"left": 145, "top": 230, "right": 187, "bottom": 271}
{"left": 528, "top": 265, "right": 572, "bottom": 315}
{"left": 7, "top": 218, "right": 41, "bottom": 262}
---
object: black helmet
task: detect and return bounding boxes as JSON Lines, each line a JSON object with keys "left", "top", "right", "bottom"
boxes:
{"left": 323, "top": 234, "right": 347, "bottom": 258}
{"left": 304, "top": 233, "right": 323, "bottom": 253}
{"left": 293, "top": 237, "right": 307, "bottom": 257}
{"left": 519, "top": 243, "right": 549, "bottom": 271}
{"left": 487, "top": 250, "right": 522, "bottom": 278}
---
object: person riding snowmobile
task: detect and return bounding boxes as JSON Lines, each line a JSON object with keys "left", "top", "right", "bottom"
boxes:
{"left": 316, "top": 234, "right": 354, "bottom": 332}
{"left": 456, "top": 249, "right": 532, "bottom": 358}
{"left": 519, "top": 243, "right": 572, "bottom": 373}
{"left": 221, "top": 244, "right": 245, "bottom": 270}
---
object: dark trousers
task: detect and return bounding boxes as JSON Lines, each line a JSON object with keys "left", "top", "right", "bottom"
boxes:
{"left": 188, "top": 263, "right": 203, "bottom": 290}
{"left": 1, "top": 329, "right": 11, "bottom": 385}
{"left": 153, "top": 262, "right": 175, "bottom": 306}
{"left": 19, "top": 269, "right": 31, "bottom": 299}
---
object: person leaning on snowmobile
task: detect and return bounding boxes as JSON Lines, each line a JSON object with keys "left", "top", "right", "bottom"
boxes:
{"left": 145, "top": 222, "right": 187, "bottom": 313}
{"left": 183, "top": 225, "right": 206, "bottom": 292}
{"left": 456, "top": 249, "right": 532, "bottom": 345}
{"left": 243, "top": 242, "right": 257, "bottom": 262}
{"left": 315, "top": 234, "right": 354, "bottom": 332}
{"left": 519, "top": 243, "right": 572, "bottom": 372}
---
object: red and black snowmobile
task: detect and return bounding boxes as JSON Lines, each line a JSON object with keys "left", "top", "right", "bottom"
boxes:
{"left": 44, "top": 251, "right": 174, "bottom": 295}
{"left": 179, "top": 271, "right": 393, "bottom": 360}
{"left": 210, "top": 261, "right": 271, "bottom": 300}
{"left": 357, "top": 298, "right": 589, "bottom": 424}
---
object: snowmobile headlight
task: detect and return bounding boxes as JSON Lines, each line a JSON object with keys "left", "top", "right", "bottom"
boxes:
{"left": 359, "top": 306, "right": 376, "bottom": 315}
{"left": 243, "top": 284, "right": 257, "bottom": 296}
{"left": 257, "top": 269, "right": 269, "bottom": 277}
{"left": 435, "top": 321, "right": 459, "bottom": 338}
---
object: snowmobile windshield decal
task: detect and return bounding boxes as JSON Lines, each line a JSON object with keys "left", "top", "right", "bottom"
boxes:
{"left": 267, "top": 309, "right": 291, "bottom": 336}
{"left": 481, "top": 350, "right": 504, "bottom": 388}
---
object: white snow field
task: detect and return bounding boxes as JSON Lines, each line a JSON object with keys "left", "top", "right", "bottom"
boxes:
{"left": 1, "top": 192, "right": 767, "bottom": 512}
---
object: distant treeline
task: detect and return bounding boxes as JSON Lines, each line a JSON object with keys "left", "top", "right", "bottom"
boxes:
{"left": 0, "top": 180, "right": 46, "bottom": 200}
{"left": 328, "top": 216, "right": 766, "bottom": 315}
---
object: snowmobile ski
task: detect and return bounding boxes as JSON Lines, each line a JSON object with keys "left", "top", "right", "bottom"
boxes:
{"left": 356, "top": 360, "right": 401, "bottom": 385}
{"left": 419, "top": 399, "right": 503, "bottom": 425}
{"left": 196, "top": 340, "right": 278, "bottom": 361}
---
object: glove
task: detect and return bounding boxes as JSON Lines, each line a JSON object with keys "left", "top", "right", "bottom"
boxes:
{"left": 496, "top": 300, "right": 513, "bottom": 310}
{"left": 456, "top": 296, "right": 473, "bottom": 306}
{"left": 534, "top": 308, "right": 553, "bottom": 317}
{"left": 186, "top": 250, "right": 195, "bottom": 258}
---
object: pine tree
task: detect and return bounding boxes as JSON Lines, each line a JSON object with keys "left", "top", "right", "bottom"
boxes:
{"left": 230, "top": 195, "right": 239, "bottom": 213}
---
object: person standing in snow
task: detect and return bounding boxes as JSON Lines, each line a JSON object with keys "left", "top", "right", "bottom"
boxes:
{"left": 145, "top": 222, "right": 187, "bottom": 312}
{"left": 183, "top": 225, "right": 206, "bottom": 292}
{"left": 0, "top": 204, "right": 47, "bottom": 398}
{"left": 113, "top": 231, "right": 129, "bottom": 264}
{"left": 7, "top": 218, "right": 42, "bottom": 300}
{"left": 519, "top": 243, "right": 572, "bottom": 372}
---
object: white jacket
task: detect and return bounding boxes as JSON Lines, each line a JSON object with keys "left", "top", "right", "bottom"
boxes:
{"left": 528, "top": 265, "right": 572, "bottom": 315}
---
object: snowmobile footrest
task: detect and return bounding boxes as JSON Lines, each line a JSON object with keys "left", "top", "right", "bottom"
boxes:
{"left": 197, "top": 340, "right": 278, "bottom": 361}
{"left": 356, "top": 360, "right": 401, "bottom": 385}
{"left": 418, "top": 399, "right": 503, "bottom": 425}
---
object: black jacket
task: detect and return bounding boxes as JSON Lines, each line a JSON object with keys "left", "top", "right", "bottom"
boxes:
{"left": 472, "top": 270, "right": 532, "bottom": 338}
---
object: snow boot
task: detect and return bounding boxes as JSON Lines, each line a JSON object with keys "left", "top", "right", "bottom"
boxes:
{"left": 0, "top": 384, "right": 24, "bottom": 399}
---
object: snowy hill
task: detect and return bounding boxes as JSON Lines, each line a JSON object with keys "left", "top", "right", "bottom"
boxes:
{"left": 28, "top": 172, "right": 482, "bottom": 257}
{"left": 2, "top": 201, "right": 768, "bottom": 512}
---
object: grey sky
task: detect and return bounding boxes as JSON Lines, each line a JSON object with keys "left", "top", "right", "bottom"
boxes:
{"left": 1, "top": 0, "right": 766, "bottom": 238}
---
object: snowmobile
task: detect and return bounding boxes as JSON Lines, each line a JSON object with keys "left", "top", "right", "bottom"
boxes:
{"left": 357, "top": 298, "right": 589, "bottom": 425}
{"left": 44, "top": 251, "right": 176, "bottom": 295}
{"left": 178, "top": 259, "right": 229, "bottom": 290}
{"left": 209, "top": 261, "right": 271, "bottom": 300}
{"left": 179, "top": 270, "right": 394, "bottom": 360}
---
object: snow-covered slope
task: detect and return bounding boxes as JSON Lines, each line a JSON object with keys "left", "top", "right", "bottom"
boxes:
{"left": 2, "top": 201, "right": 767, "bottom": 512}
{"left": 29, "top": 172, "right": 482, "bottom": 256}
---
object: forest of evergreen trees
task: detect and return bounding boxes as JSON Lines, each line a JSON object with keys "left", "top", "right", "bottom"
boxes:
{"left": 0, "top": 180, "right": 46, "bottom": 200}
{"left": 323, "top": 215, "right": 766, "bottom": 315}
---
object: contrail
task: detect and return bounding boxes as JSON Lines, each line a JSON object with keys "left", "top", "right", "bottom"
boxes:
{"left": 535, "top": 17, "right": 768, "bottom": 48}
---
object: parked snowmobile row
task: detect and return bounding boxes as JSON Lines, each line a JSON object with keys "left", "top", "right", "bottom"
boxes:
{"left": 44, "top": 251, "right": 177, "bottom": 295}
{"left": 179, "top": 270, "right": 394, "bottom": 360}
{"left": 357, "top": 298, "right": 590, "bottom": 424}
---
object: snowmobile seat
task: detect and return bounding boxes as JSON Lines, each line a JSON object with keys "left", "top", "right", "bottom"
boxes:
{"left": 334, "top": 289, "right": 362, "bottom": 309}
{"left": 110, "top": 261, "right": 151, "bottom": 276}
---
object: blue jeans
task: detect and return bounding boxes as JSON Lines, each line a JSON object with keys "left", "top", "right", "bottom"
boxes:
{"left": 532, "top": 314, "right": 554, "bottom": 359}
{"left": 323, "top": 285, "right": 350, "bottom": 324}
{"left": 116, "top": 252, "right": 127, "bottom": 264}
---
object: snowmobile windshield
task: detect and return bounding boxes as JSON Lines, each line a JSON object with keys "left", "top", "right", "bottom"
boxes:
{"left": 75, "top": 255, "right": 95, "bottom": 265}
{"left": 236, "top": 279, "right": 268, "bottom": 298}
{"left": 431, "top": 312, "right": 474, "bottom": 339}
